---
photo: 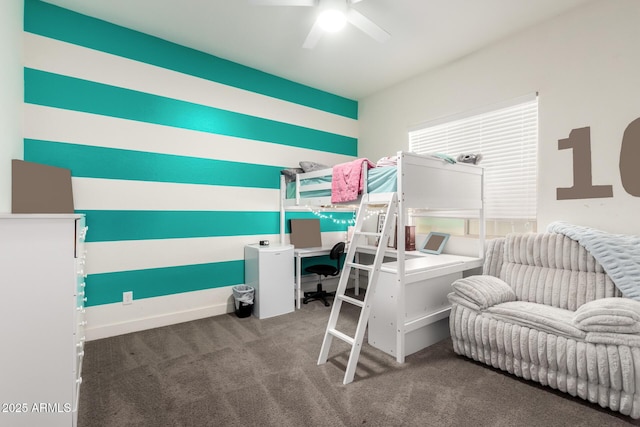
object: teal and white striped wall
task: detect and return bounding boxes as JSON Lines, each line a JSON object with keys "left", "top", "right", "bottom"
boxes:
{"left": 23, "top": 0, "right": 358, "bottom": 339}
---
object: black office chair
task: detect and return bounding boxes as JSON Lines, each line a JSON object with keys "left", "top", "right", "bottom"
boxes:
{"left": 303, "top": 241, "right": 345, "bottom": 307}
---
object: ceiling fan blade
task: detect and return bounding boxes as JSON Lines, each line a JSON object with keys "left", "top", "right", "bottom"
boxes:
{"left": 303, "top": 20, "right": 324, "bottom": 49}
{"left": 346, "top": 8, "right": 390, "bottom": 43}
{"left": 249, "top": 0, "right": 315, "bottom": 6}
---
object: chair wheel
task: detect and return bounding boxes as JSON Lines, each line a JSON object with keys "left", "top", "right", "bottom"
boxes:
{"left": 303, "top": 300, "right": 308, "bottom": 304}
{"left": 324, "top": 301, "right": 330, "bottom": 307}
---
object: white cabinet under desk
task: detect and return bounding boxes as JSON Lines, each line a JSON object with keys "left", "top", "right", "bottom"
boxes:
{"left": 368, "top": 254, "right": 483, "bottom": 362}
{"left": 0, "top": 214, "right": 87, "bottom": 427}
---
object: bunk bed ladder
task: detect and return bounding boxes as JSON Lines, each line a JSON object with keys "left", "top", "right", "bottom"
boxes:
{"left": 317, "top": 192, "right": 398, "bottom": 384}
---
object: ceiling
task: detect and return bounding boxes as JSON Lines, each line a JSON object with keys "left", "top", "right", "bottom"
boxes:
{"left": 42, "top": 0, "right": 593, "bottom": 100}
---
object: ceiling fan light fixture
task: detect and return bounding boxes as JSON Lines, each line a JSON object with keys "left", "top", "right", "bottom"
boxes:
{"left": 252, "top": 0, "right": 390, "bottom": 48}
{"left": 317, "top": 9, "right": 347, "bottom": 32}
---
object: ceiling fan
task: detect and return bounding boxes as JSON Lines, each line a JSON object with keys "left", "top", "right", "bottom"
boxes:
{"left": 249, "top": 0, "right": 391, "bottom": 49}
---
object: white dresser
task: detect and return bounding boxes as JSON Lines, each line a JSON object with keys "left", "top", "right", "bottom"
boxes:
{"left": 0, "top": 214, "right": 87, "bottom": 427}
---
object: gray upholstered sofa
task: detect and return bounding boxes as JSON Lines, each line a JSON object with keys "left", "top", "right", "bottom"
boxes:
{"left": 448, "top": 232, "right": 640, "bottom": 418}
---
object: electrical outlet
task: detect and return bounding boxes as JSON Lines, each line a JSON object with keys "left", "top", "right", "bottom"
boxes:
{"left": 123, "top": 291, "right": 133, "bottom": 305}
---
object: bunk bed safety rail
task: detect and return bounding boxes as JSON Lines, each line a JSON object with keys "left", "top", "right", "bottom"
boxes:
{"left": 292, "top": 160, "right": 370, "bottom": 207}
{"left": 294, "top": 168, "right": 333, "bottom": 205}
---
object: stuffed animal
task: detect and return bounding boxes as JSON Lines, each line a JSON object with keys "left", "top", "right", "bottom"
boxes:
{"left": 457, "top": 153, "right": 483, "bottom": 164}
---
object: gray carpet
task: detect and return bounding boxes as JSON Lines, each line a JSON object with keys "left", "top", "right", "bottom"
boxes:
{"left": 78, "top": 298, "right": 640, "bottom": 427}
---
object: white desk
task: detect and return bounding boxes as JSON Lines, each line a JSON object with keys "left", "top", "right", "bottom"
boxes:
{"left": 369, "top": 253, "right": 483, "bottom": 362}
{"left": 294, "top": 246, "right": 333, "bottom": 309}
{"left": 294, "top": 244, "right": 428, "bottom": 309}
{"left": 352, "top": 245, "right": 427, "bottom": 294}
{"left": 294, "top": 243, "right": 479, "bottom": 300}
{"left": 297, "top": 242, "right": 483, "bottom": 362}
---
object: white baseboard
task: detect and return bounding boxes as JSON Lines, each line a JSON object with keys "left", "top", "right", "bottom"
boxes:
{"left": 84, "top": 287, "right": 234, "bottom": 341}
{"left": 85, "top": 272, "right": 367, "bottom": 341}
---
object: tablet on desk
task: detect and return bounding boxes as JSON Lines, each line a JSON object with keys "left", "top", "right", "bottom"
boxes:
{"left": 419, "top": 232, "right": 450, "bottom": 255}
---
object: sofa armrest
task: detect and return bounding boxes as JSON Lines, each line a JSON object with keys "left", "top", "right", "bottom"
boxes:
{"left": 449, "top": 275, "right": 516, "bottom": 310}
{"left": 574, "top": 297, "right": 640, "bottom": 334}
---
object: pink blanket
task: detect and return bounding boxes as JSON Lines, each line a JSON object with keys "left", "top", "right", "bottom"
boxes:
{"left": 331, "top": 158, "right": 375, "bottom": 203}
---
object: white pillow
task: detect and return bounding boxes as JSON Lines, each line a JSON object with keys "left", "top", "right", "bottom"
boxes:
{"left": 280, "top": 167, "right": 304, "bottom": 183}
{"left": 299, "top": 161, "right": 329, "bottom": 173}
{"left": 574, "top": 297, "right": 640, "bottom": 334}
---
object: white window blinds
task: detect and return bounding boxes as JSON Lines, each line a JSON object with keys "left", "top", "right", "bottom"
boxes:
{"left": 409, "top": 95, "right": 538, "bottom": 220}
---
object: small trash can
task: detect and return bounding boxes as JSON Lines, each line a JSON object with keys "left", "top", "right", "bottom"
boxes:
{"left": 232, "top": 285, "right": 254, "bottom": 318}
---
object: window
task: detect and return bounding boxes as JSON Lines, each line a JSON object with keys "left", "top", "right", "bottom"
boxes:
{"left": 409, "top": 94, "right": 538, "bottom": 237}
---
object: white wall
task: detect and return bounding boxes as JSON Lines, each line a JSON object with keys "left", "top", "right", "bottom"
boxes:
{"left": 359, "top": 0, "right": 640, "bottom": 235}
{"left": 0, "top": 0, "right": 24, "bottom": 212}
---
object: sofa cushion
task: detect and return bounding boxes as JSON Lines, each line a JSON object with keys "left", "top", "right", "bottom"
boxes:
{"left": 574, "top": 297, "right": 640, "bottom": 334}
{"left": 485, "top": 301, "right": 586, "bottom": 340}
{"left": 451, "top": 275, "right": 516, "bottom": 310}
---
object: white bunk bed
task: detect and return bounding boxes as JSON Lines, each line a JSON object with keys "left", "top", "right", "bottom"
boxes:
{"left": 279, "top": 158, "right": 374, "bottom": 243}
{"left": 280, "top": 151, "right": 485, "bottom": 363}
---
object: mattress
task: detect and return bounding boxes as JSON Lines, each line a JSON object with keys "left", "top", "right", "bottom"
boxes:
{"left": 286, "top": 166, "right": 397, "bottom": 199}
